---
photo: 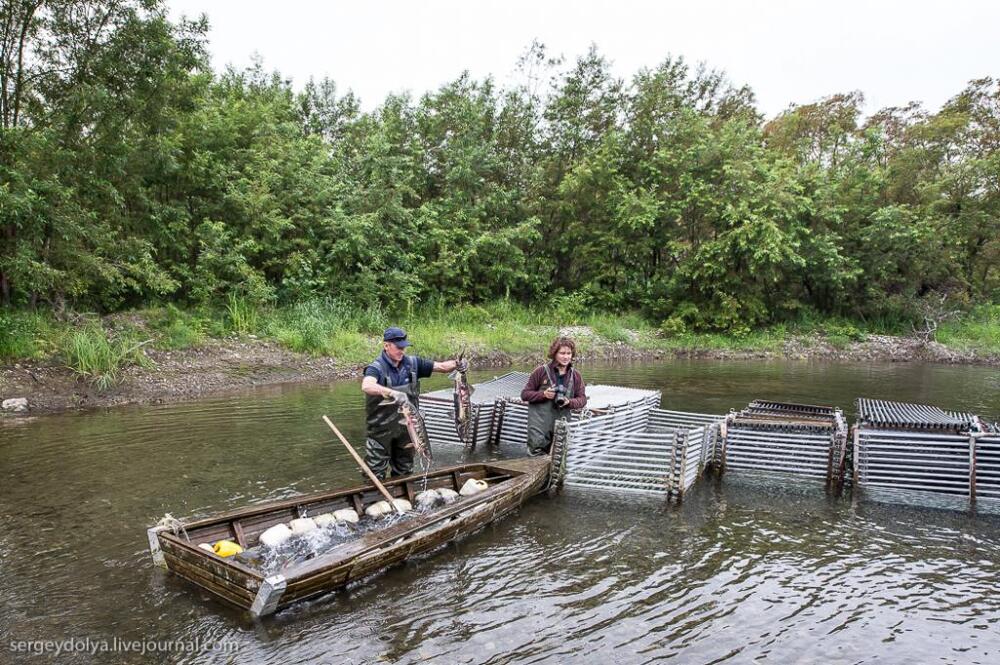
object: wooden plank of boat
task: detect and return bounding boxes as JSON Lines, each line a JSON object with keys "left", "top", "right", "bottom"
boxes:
{"left": 148, "top": 457, "right": 549, "bottom": 617}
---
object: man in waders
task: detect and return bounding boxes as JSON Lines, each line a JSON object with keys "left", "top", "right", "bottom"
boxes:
{"left": 361, "top": 327, "right": 466, "bottom": 479}
{"left": 520, "top": 336, "right": 588, "bottom": 456}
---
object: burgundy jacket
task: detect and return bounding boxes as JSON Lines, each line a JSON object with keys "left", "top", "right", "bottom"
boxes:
{"left": 520, "top": 362, "right": 588, "bottom": 409}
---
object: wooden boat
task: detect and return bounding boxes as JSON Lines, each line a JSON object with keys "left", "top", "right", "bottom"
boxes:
{"left": 147, "top": 456, "right": 549, "bottom": 617}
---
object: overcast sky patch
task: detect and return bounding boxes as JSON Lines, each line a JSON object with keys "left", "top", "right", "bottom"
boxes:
{"left": 167, "top": 0, "right": 998, "bottom": 118}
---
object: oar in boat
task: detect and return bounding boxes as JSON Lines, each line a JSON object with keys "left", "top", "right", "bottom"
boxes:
{"left": 322, "top": 415, "right": 406, "bottom": 514}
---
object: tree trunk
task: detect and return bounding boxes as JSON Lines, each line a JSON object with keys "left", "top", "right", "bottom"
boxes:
{"left": 11, "top": 2, "right": 40, "bottom": 129}
{"left": 0, "top": 2, "right": 15, "bottom": 129}
{"left": 0, "top": 220, "right": 12, "bottom": 304}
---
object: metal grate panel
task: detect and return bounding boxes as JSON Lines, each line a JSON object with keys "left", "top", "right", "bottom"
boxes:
{"left": 720, "top": 401, "right": 847, "bottom": 485}
{"left": 975, "top": 435, "right": 1000, "bottom": 504}
{"left": 852, "top": 425, "right": 1000, "bottom": 513}
{"left": 422, "top": 372, "right": 530, "bottom": 452}
{"left": 746, "top": 400, "right": 837, "bottom": 419}
{"left": 422, "top": 371, "right": 530, "bottom": 404}
{"left": 856, "top": 398, "right": 980, "bottom": 432}
{"left": 420, "top": 396, "right": 492, "bottom": 450}
{"left": 422, "top": 373, "right": 660, "bottom": 454}
{"left": 670, "top": 424, "right": 716, "bottom": 498}
{"left": 558, "top": 410, "right": 673, "bottom": 496}
{"left": 855, "top": 429, "right": 972, "bottom": 497}
{"left": 553, "top": 408, "right": 723, "bottom": 500}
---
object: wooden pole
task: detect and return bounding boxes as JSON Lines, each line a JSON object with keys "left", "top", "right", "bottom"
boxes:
{"left": 322, "top": 416, "right": 405, "bottom": 514}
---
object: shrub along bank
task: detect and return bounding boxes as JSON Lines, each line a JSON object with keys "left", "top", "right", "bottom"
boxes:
{"left": 1, "top": 302, "right": 998, "bottom": 393}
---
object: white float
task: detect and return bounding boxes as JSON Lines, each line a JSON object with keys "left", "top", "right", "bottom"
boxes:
{"left": 365, "top": 501, "right": 393, "bottom": 518}
{"left": 459, "top": 479, "right": 488, "bottom": 497}
{"left": 258, "top": 523, "right": 293, "bottom": 548}
{"left": 313, "top": 513, "right": 338, "bottom": 527}
{"left": 289, "top": 517, "right": 318, "bottom": 535}
{"left": 333, "top": 508, "right": 360, "bottom": 524}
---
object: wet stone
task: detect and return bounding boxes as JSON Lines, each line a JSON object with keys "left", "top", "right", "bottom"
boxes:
{"left": 2, "top": 397, "right": 28, "bottom": 413}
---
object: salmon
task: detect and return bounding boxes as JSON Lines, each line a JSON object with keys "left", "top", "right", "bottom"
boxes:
{"left": 449, "top": 353, "right": 475, "bottom": 449}
{"left": 398, "top": 399, "right": 432, "bottom": 462}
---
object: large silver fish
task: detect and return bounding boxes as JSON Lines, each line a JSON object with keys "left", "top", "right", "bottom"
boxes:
{"left": 450, "top": 353, "right": 475, "bottom": 450}
{"left": 398, "top": 399, "right": 432, "bottom": 462}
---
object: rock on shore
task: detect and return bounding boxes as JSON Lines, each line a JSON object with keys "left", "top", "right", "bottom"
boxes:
{"left": 2, "top": 397, "right": 28, "bottom": 412}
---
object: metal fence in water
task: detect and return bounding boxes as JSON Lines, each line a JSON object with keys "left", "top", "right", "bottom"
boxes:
{"left": 671, "top": 425, "right": 718, "bottom": 498}
{"left": 856, "top": 397, "right": 981, "bottom": 432}
{"left": 498, "top": 391, "right": 663, "bottom": 452}
{"left": 853, "top": 398, "right": 1000, "bottom": 512}
{"left": 854, "top": 428, "right": 974, "bottom": 510}
{"left": 977, "top": 436, "right": 1000, "bottom": 514}
{"left": 550, "top": 407, "right": 723, "bottom": 500}
{"left": 724, "top": 428, "right": 837, "bottom": 480}
{"left": 550, "top": 406, "right": 658, "bottom": 493}
{"left": 714, "top": 398, "right": 1000, "bottom": 512}
{"left": 718, "top": 401, "right": 849, "bottom": 486}
{"left": 422, "top": 380, "right": 999, "bottom": 512}
{"left": 649, "top": 409, "right": 724, "bottom": 478}
{"left": 421, "top": 372, "right": 662, "bottom": 454}
{"left": 422, "top": 372, "right": 531, "bottom": 451}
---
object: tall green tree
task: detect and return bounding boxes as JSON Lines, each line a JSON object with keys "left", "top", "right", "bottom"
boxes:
{"left": 0, "top": 0, "right": 207, "bottom": 308}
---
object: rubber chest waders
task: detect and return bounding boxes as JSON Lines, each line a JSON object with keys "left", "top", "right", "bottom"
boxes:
{"left": 526, "top": 364, "right": 575, "bottom": 455}
{"left": 364, "top": 355, "right": 422, "bottom": 477}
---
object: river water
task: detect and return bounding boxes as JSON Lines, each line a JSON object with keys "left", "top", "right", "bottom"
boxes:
{"left": 1, "top": 359, "right": 999, "bottom": 664}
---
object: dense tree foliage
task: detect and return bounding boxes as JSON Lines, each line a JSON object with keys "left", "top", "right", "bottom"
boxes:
{"left": 2, "top": 2, "right": 997, "bottom": 331}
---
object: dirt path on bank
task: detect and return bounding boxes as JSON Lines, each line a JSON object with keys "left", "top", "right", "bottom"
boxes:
{"left": 1, "top": 333, "right": 996, "bottom": 416}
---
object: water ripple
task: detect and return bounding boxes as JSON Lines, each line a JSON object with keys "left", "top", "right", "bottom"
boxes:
{"left": 3, "top": 364, "right": 1000, "bottom": 663}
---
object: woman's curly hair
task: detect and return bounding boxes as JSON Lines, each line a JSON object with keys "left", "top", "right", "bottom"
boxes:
{"left": 547, "top": 336, "right": 576, "bottom": 361}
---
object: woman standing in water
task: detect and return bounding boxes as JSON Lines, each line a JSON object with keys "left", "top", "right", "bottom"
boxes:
{"left": 520, "top": 336, "right": 588, "bottom": 456}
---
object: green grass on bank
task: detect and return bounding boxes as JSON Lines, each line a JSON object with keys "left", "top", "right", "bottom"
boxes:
{"left": 62, "top": 326, "right": 153, "bottom": 390}
{"left": 936, "top": 305, "right": 1000, "bottom": 355}
{"left": 0, "top": 310, "right": 155, "bottom": 389}
{"left": 0, "top": 310, "right": 56, "bottom": 361}
{"left": 2, "top": 302, "right": 999, "bottom": 389}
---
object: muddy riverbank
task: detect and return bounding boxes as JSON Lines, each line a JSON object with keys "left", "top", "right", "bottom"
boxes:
{"left": 1, "top": 331, "right": 996, "bottom": 415}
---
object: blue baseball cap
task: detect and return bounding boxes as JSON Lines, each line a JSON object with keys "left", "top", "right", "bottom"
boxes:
{"left": 383, "top": 326, "right": 411, "bottom": 347}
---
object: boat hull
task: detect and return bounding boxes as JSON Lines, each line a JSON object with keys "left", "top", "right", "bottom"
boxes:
{"left": 148, "top": 457, "right": 549, "bottom": 617}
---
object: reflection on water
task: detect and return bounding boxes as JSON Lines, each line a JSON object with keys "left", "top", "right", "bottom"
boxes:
{"left": 1, "top": 359, "right": 998, "bottom": 664}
